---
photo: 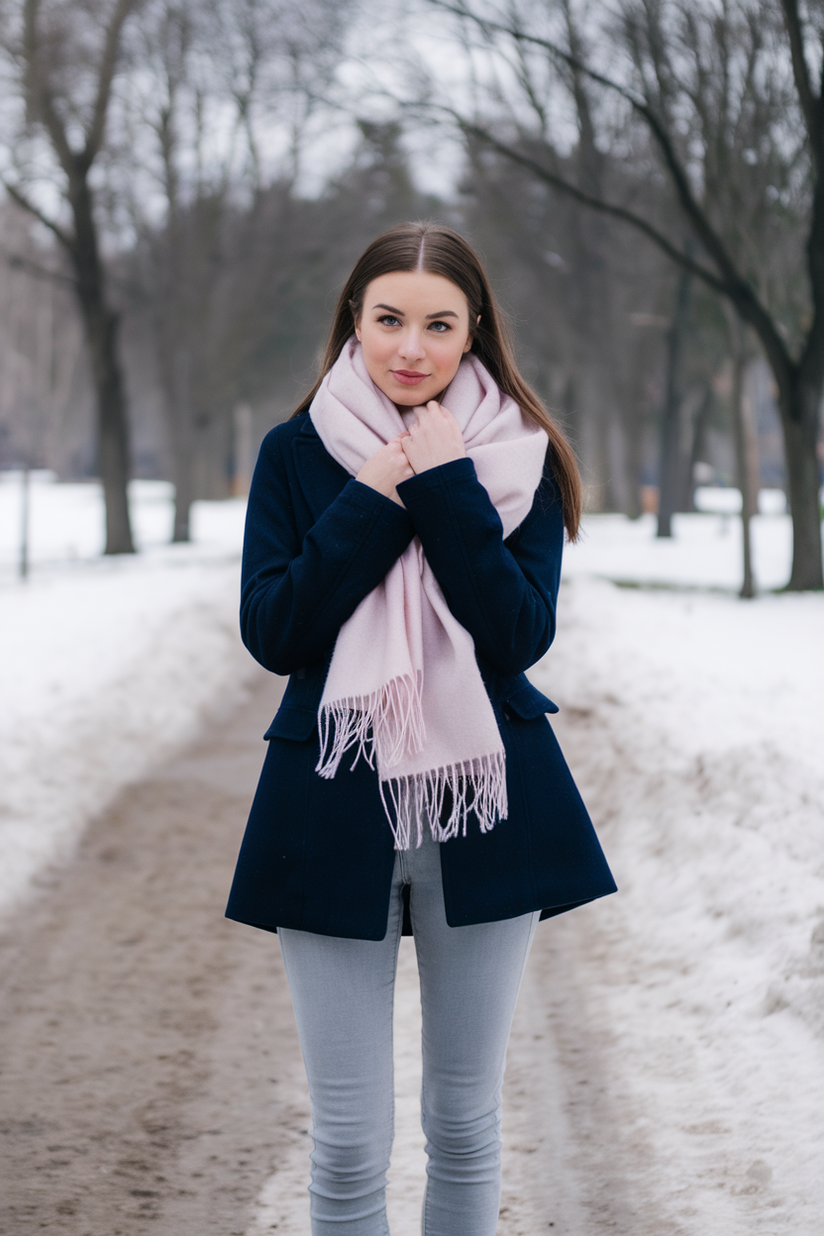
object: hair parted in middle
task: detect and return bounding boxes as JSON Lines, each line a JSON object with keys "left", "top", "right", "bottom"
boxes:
{"left": 292, "top": 220, "right": 582, "bottom": 538}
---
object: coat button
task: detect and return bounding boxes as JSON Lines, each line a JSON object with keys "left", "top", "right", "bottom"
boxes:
{"left": 502, "top": 708, "right": 512, "bottom": 721}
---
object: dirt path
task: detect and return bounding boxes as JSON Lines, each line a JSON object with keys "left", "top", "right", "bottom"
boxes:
{"left": 0, "top": 669, "right": 304, "bottom": 1236}
{"left": 0, "top": 671, "right": 639, "bottom": 1236}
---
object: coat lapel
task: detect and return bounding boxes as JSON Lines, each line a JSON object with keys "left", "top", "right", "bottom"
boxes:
{"left": 293, "top": 415, "right": 351, "bottom": 522}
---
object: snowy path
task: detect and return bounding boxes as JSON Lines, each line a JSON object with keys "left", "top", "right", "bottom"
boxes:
{"left": 6, "top": 641, "right": 812, "bottom": 1235}
{"left": 2, "top": 486, "right": 822, "bottom": 1233}
{"left": 0, "top": 666, "right": 626, "bottom": 1236}
{"left": 0, "top": 670, "right": 303, "bottom": 1235}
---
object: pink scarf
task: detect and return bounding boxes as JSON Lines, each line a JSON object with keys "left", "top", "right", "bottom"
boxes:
{"left": 310, "top": 337, "right": 548, "bottom": 848}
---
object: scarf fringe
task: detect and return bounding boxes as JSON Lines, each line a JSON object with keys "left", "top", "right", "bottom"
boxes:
{"left": 381, "top": 752, "right": 508, "bottom": 850}
{"left": 315, "top": 674, "right": 425, "bottom": 780}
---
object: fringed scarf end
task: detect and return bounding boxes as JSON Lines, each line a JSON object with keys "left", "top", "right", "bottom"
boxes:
{"left": 315, "top": 673, "right": 425, "bottom": 780}
{"left": 382, "top": 752, "right": 508, "bottom": 850}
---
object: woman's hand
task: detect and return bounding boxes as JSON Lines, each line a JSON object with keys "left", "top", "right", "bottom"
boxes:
{"left": 400, "top": 401, "right": 466, "bottom": 474}
{"left": 356, "top": 436, "right": 415, "bottom": 506}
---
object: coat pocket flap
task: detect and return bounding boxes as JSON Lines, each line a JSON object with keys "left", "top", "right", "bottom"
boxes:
{"left": 506, "top": 683, "right": 559, "bottom": 718}
{"left": 264, "top": 706, "right": 318, "bottom": 742}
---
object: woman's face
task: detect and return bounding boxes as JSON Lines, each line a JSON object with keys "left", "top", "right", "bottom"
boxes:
{"left": 354, "top": 270, "right": 474, "bottom": 407}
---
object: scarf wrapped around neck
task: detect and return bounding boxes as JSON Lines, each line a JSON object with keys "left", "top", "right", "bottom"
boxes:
{"left": 309, "top": 337, "right": 548, "bottom": 848}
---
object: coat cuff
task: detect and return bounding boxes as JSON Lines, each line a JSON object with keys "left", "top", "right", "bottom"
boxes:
{"left": 396, "top": 456, "right": 477, "bottom": 501}
{"left": 346, "top": 478, "right": 415, "bottom": 538}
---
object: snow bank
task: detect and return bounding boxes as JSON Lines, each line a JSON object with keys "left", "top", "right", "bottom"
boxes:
{"left": 568, "top": 507, "right": 795, "bottom": 591}
{"left": 0, "top": 479, "right": 257, "bottom": 915}
{"left": 0, "top": 472, "right": 247, "bottom": 575}
{"left": 529, "top": 514, "right": 824, "bottom": 1232}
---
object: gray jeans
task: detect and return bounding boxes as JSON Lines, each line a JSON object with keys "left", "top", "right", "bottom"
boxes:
{"left": 278, "top": 828, "right": 539, "bottom": 1235}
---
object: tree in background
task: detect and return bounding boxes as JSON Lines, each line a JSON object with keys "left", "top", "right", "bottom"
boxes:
{"left": 120, "top": 0, "right": 349, "bottom": 540}
{"left": 0, "top": 202, "right": 92, "bottom": 475}
{"left": 0, "top": 114, "right": 445, "bottom": 512}
{"left": 430, "top": 0, "right": 824, "bottom": 590}
{"left": 457, "top": 135, "right": 671, "bottom": 515}
{"left": 1, "top": 0, "right": 140, "bottom": 553}
{"left": 118, "top": 117, "right": 441, "bottom": 521}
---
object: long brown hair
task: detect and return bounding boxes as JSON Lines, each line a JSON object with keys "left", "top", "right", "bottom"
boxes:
{"left": 292, "top": 221, "right": 582, "bottom": 539}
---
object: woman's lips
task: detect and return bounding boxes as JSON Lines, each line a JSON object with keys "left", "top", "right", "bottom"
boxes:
{"left": 391, "top": 370, "right": 429, "bottom": 386}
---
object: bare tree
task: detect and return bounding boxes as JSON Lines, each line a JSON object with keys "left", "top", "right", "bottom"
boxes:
{"left": 1, "top": 0, "right": 141, "bottom": 553}
{"left": 0, "top": 202, "right": 91, "bottom": 475}
{"left": 430, "top": 0, "right": 824, "bottom": 590}
{"left": 457, "top": 136, "right": 669, "bottom": 514}
{"left": 122, "top": 0, "right": 347, "bottom": 540}
{"left": 656, "top": 256, "right": 692, "bottom": 538}
{"left": 726, "top": 309, "right": 758, "bottom": 598}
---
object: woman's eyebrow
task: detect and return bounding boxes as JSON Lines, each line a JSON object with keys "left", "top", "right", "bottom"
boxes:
{"left": 372, "top": 303, "right": 459, "bottom": 320}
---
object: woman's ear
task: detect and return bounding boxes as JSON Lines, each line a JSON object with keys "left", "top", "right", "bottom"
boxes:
{"left": 462, "top": 314, "right": 481, "bottom": 353}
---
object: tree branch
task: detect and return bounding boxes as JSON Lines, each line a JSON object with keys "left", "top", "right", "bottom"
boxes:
{"left": 452, "top": 113, "right": 725, "bottom": 286}
{"left": 1, "top": 244, "right": 76, "bottom": 287}
{"left": 23, "top": 0, "right": 76, "bottom": 173}
{"left": 1, "top": 178, "right": 73, "bottom": 250}
{"left": 780, "top": 0, "right": 821, "bottom": 164}
{"left": 429, "top": 0, "right": 794, "bottom": 382}
{"left": 84, "top": 0, "right": 140, "bottom": 168}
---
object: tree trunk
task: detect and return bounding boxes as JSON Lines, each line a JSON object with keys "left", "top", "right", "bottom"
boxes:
{"left": 741, "top": 380, "right": 760, "bottom": 522}
{"left": 172, "top": 454, "right": 195, "bottom": 543}
{"left": 730, "top": 330, "right": 756, "bottom": 598}
{"left": 150, "top": 225, "right": 196, "bottom": 544}
{"left": 657, "top": 262, "right": 692, "bottom": 537}
{"left": 232, "top": 401, "right": 254, "bottom": 496}
{"left": 683, "top": 384, "right": 712, "bottom": 512}
{"left": 161, "top": 364, "right": 196, "bottom": 545}
{"left": 167, "top": 400, "right": 196, "bottom": 544}
{"left": 780, "top": 381, "right": 823, "bottom": 591}
{"left": 622, "top": 420, "right": 644, "bottom": 519}
{"left": 68, "top": 175, "right": 134, "bottom": 555}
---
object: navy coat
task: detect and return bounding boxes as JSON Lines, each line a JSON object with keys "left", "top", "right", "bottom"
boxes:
{"left": 225, "top": 412, "right": 616, "bottom": 940}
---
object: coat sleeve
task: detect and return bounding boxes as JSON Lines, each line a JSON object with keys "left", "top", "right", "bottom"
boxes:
{"left": 240, "top": 428, "right": 415, "bottom": 675}
{"left": 396, "top": 453, "right": 563, "bottom": 677}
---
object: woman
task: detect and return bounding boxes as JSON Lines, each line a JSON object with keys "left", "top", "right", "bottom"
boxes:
{"left": 226, "top": 221, "right": 615, "bottom": 1235}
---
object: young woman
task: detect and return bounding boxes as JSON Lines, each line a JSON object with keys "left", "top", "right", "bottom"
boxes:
{"left": 226, "top": 221, "right": 615, "bottom": 1235}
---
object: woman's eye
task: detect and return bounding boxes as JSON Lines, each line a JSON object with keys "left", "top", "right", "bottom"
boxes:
{"left": 428, "top": 321, "right": 450, "bottom": 333}
{"left": 377, "top": 315, "right": 400, "bottom": 327}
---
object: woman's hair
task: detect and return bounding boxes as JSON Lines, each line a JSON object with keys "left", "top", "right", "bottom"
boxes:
{"left": 291, "top": 221, "right": 582, "bottom": 539}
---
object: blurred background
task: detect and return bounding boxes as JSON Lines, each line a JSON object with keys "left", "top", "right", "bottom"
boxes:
{"left": 1, "top": 0, "right": 821, "bottom": 576}
{"left": 1, "top": 2, "right": 823, "bottom": 1234}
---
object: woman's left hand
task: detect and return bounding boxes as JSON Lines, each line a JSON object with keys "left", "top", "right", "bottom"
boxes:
{"left": 400, "top": 401, "right": 466, "bottom": 474}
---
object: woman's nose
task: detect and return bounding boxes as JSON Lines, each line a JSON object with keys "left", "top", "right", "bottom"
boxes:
{"left": 398, "top": 328, "right": 425, "bottom": 361}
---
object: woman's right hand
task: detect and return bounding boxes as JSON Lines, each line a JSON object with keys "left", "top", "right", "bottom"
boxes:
{"left": 356, "top": 436, "right": 414, "bottom": 506}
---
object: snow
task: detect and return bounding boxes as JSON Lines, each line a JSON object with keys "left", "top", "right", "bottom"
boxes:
{"left": 0, "top": 473, "right": 256, "bottom": 916}
{"left": 527, "top": 509, "right": 824, "bottom": 1232}
{"left": 0, "top": 471, "right": 247, "bottom": 572}
{"left": 566, "top": 506, "right": 797, "bottom": 591}
{"left": 2, "top": 471, "right": 822, "bottom": 1231}
{"left": 693, "top": 483, "right": 790, "bottom": 515}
